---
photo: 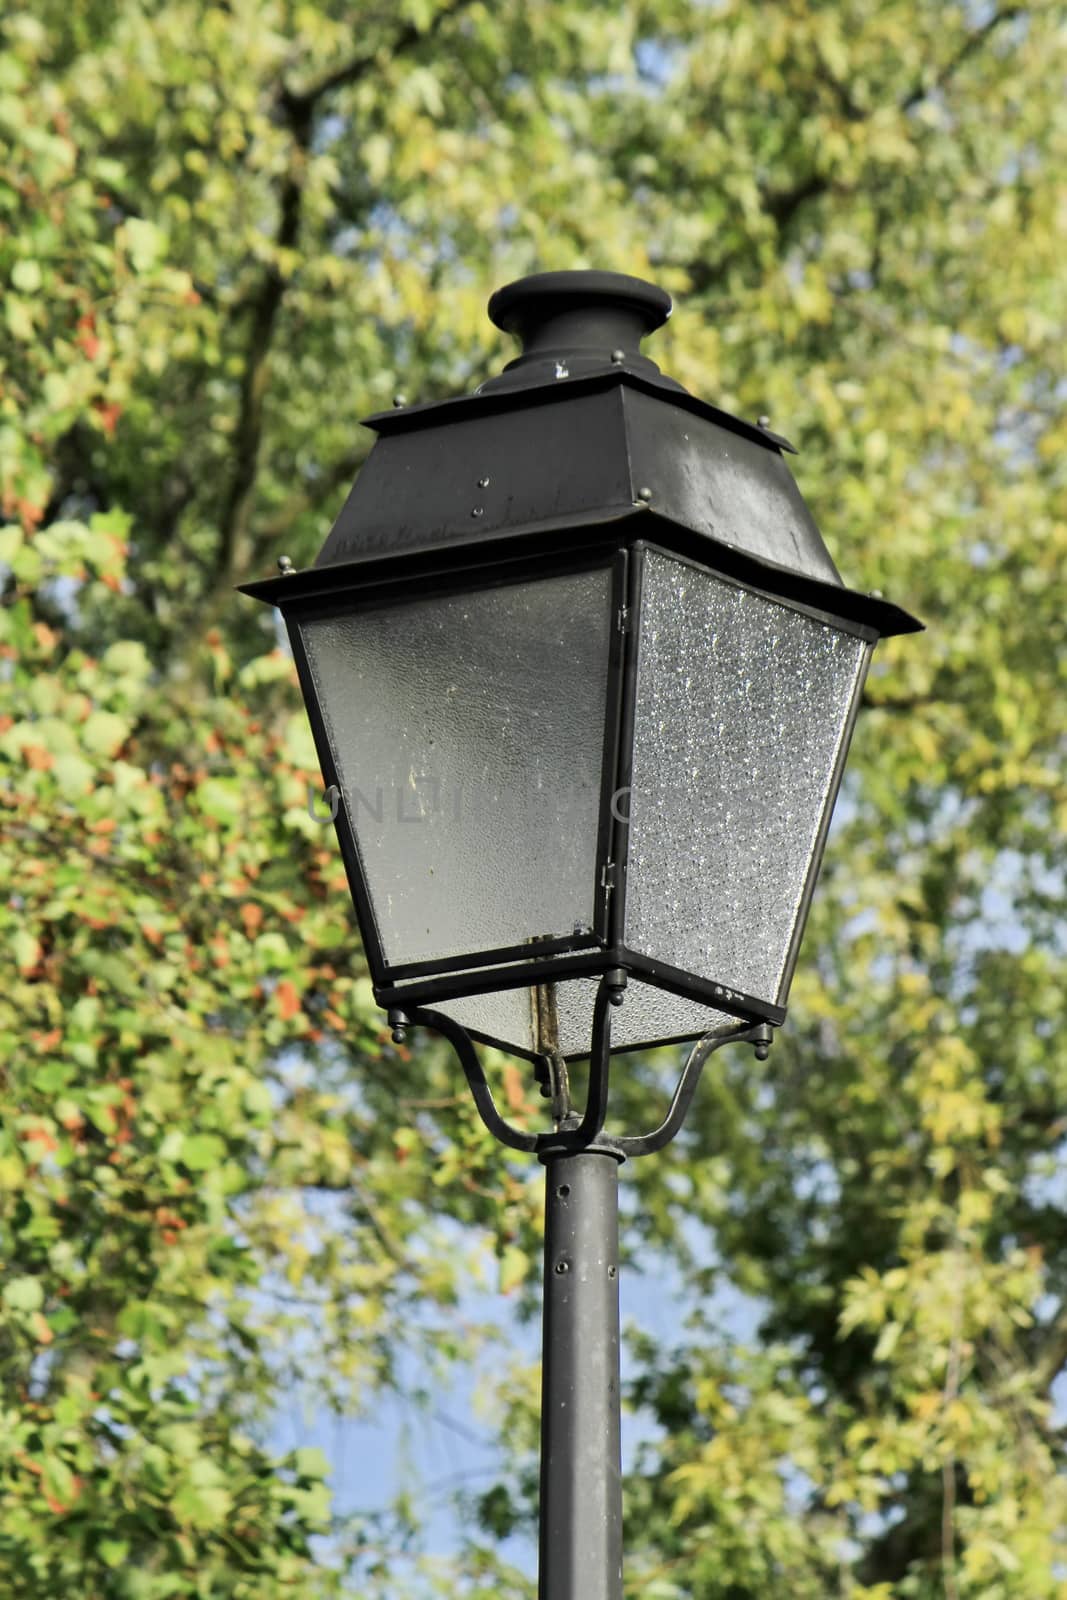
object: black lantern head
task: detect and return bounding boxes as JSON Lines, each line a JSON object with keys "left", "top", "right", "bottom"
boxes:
{"left": 242, "top": 272, "right": 920, "bottom": 1060}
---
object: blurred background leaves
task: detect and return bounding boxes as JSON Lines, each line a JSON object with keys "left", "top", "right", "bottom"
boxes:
{"left": 0, "top": 1, "right": 1064, "bottom": 1594}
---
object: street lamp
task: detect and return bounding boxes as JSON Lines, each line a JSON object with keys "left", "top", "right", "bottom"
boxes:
{"left": 242, "top": 271, "right": 919, "bottom": 1600}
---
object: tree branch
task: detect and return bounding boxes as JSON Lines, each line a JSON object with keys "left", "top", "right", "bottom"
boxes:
{"left": 1032, "top": 1299, "right": 1067, "bottom": 1392}
{"left": 681, "top": 6, "right": 1025, "bottom": 298}
{"left": 284, "top": 0, "right": 478, "bottom": 114}
{"left": 212, "top": 0, "right": 478, "bottom": 595}
{"left": 763, "top": 171, "right": 830, "bottom": 232}
{"left": 901, "top": 5, "right": 1024, "bottom": 112}
{"left": 861, "top": 693, "right": 941, "bottom": 712}
{"left": 214, "top": 92, "right": 312, "bottom": 589}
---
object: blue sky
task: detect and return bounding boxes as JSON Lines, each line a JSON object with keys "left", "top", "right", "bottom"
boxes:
{"left": 270, "top": 1195, "right": 765, "bottom": 1582}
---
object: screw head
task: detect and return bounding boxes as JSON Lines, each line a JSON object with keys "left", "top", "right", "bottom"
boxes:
{"left": 277, "top": 555, "right": 294, "bottom": 575}
{"left": 478, "top": 476, "right": 490, "bottom": 488}
{"left": 636, "top": 486, "right": 653, "bottom": 504}
{"left": 554, "top": 1258, "right": 571, "bottom": 1275}
{"left": 611, "top": 348, "right": 625, "bottom": 364}
{"left": 471, "top": 506, "right": 484, "bottom": 518}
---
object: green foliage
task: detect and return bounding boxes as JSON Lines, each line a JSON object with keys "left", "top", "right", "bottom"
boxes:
{"left": 1, "top": 0, "right": 1064, "bottom": 1594}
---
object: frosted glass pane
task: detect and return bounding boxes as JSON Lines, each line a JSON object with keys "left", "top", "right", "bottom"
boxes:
{"left": 435, "top": 985, "right": 537, "bottom": 1057}
{"left": 554, "top": 979, "right": 736, "bottom": 1057}
{"left": 625, "top": 552, "right": 868, "bottom": 1005}
{"left": 437, "top": 977, "right": 735, "bottom": 1059}
{"left": 299, "top": 568, "right": 612, "bottom": 967}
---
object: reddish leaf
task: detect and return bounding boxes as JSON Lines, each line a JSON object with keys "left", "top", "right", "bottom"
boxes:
{"left": 275, "top": 980, "right": 300, "bottom": 1020}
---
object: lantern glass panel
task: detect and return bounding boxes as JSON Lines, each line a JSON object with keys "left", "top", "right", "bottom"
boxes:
{"left": 297, "top": 567, "right": 614, "bottom": 970}
{"left": 624, "top": 551, "right": 870, "bottom": 1007}
{"left": 553, "top": 977, "right": 735, "bottom": 1056}
{"left": 437, "top": 976, "right": 735, "bottom": 1059}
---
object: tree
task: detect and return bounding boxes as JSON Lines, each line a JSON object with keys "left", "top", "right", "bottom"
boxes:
{"left": 0, "top": 1, "right": 1063, "bottom": 1595}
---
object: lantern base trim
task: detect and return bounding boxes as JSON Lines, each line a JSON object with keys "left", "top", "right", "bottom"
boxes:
{"left": 376, "top": 945, "right": 786, "bottom": 1042}
{"left": 390, "top": 976, "right": 773, "bottom": 1160}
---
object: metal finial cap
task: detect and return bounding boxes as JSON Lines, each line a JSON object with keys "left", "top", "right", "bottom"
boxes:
{"left": 482, "top": 270, "right": 677, "bottom": 394}
{"left": 489, "top": 270, "right": 671, "bottom": 338}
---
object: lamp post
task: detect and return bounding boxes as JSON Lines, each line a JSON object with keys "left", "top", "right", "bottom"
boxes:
{"left": 242, "top": 271, "right": 919, "bottom": 1599}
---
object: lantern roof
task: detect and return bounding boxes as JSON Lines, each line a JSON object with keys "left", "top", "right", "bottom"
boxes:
{"left": 241, "top": 271, "right": 920, "bottom": 638}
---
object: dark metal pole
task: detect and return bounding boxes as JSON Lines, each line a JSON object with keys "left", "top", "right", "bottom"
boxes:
{"left": 538, "top": 1145, "right": 623, "bottom": 1600}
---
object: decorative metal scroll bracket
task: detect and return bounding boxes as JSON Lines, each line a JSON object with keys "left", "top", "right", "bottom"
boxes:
{"left": 387, "top": 973, "right": 773, "bottom": 1161}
